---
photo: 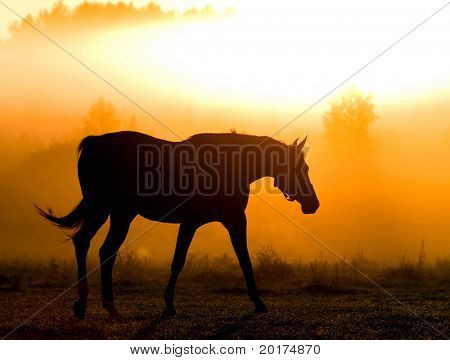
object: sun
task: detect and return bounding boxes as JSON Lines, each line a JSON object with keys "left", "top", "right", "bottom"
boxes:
{"left": 93, "top": 0, "right": 449, "bottom": 110}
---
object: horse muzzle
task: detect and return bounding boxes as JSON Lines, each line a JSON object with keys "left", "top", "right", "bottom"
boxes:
{"left": 300, "top": 198, "right": 320, "bottom": 214}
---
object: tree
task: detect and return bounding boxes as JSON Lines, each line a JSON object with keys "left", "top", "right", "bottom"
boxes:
{"left": 83, "top": 97, "right": 120, "bottom": 135}
{"left": 323, "top": 89, "right": 377, "bottom": 154}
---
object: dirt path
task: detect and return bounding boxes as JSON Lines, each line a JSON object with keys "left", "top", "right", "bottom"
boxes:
{"left": 0, "top": 286, "right": 448, "bottom": 339}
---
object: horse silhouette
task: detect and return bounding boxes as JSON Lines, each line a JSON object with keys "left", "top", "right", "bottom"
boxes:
{"left": 37, "top": 131, "right": 319, "bottom": 319}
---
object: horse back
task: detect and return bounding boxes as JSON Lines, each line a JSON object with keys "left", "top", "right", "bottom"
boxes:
{"left": 77, "top": 131, "right": 249, "bottom": 223}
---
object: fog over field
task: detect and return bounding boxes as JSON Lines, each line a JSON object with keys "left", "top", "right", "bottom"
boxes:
{"left": 0, "top": 1, "right": 449, "bottom": 266}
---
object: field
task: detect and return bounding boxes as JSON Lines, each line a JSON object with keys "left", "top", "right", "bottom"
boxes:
{"left": 0, "top": 250, "right": 449, "bottom": 339}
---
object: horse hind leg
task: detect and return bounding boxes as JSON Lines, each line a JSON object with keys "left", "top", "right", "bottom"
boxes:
{"left": 99, "top": 211, "right": 134, "bottom": 320}
{"left": 72, "top": 208, "right": 108, "bottom": 319}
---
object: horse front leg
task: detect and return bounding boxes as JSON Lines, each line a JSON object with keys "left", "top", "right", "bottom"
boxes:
{"left": 163, "top": 222, "right": 198, "bottom": 316}
{"left": 224, "top": 213, "right": 267, "bottom": 313}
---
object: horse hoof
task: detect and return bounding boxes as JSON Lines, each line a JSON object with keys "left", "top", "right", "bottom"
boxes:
{"left": 162, "top": 307, "right": 176, "bottom": 317}
{"left": 73, "top": 300, "right": 87, "bottom": 320}
{"left": 254, "top": 304, "right": 267, "bottom": 314}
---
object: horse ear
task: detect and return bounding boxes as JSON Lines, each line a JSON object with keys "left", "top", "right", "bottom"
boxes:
{"left": 292, "top": 138, "right": 298, "bottom": 147}
{"left": 297, "top": 135, "right": 308, "bottom": 151}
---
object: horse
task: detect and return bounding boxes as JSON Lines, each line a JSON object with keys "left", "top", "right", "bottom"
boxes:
{"left": 37, "top": 131, "right": 319, "bottom": 319}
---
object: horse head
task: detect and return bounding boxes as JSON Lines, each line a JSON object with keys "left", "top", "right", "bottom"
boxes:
{"left": 274, "top": 136, "right": 320, "bottom": 214}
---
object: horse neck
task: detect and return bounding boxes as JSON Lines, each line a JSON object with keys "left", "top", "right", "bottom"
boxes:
{"left": 244, "top": 139, "right": 287, "bottom": 185}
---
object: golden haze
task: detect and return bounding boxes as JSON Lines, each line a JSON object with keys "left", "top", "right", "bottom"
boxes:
{"left": 0, "top": 1, "right": 449, "bottom": 265}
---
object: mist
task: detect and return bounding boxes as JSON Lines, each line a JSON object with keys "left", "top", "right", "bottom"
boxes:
{"left": 0, "top": 1, "right": 449, "bottom": 265}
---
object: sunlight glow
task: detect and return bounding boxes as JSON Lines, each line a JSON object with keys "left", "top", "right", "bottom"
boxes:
{"left": 92, "top": 0, "right": 449, "bottom": 109}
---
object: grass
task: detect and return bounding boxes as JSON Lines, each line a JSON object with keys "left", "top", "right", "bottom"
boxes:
{"left": 0, "top": 248, "right": 449, "bottom": 339}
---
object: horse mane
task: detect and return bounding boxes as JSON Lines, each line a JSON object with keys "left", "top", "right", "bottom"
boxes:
{"left": 185, "top": 132, "right": 284, "bottom": 147}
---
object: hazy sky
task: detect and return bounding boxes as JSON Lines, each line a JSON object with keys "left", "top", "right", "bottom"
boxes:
{"left": 0, "top": 1, "right": 449, "bottom": 262}
{"left": 1, "top": 0, "right": 448, "bottom": 40}
{"left": 0, "top": 0, "right": 448, "bottom": 119}
{"left": 0, "top": 0, "right": 236, "bottom": 38}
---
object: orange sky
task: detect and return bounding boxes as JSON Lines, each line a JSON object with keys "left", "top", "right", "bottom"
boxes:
{"left": 1, "top": 1, "right": 448, "bottom": 106}
{"left": 1, "top": 1, "right": 448, "bottom": 138}
{"left": 0, "top": 1, "right": 449, "bottom": 263}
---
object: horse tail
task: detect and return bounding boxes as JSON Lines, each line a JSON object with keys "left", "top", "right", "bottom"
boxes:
{"left": 37, "top": 135, "right": 109, "bottom": 234}
{"left": 36, "top": 136, "right": 105, "bottom": 237}
{"left": 35, "top": 200, "right": 86, "bottom": 230}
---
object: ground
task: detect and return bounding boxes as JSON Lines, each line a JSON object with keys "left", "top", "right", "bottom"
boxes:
{"left": 1, "top": 285, "right": 448, "bottom": 339}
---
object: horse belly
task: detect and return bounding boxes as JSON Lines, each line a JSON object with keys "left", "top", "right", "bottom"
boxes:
{"left": 136, "top": 194, "right": 244, "bottom": 224}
